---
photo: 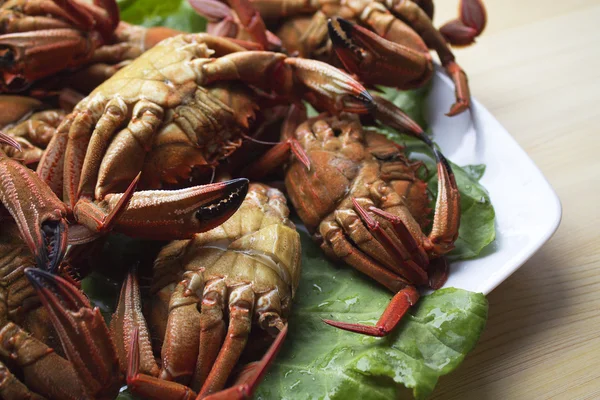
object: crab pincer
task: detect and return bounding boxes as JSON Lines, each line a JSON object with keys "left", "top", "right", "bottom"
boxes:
{"left": 327, "top": 16, "right": 472, "bottom": 116}
{"left": 24, "top": 267, "right": 122, "bottom": 399}
{"left": 0, "top": 150, "right": 69, "bottom": 272}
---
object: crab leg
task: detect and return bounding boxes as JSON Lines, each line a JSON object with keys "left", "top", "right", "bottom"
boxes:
{"left": 0, "top": 322, "right": 86, "bottom": 399}
{"left": 368, "top": 207, "right": 428, "bottom": 268}
{"left": 202, "top": 324, "right": 288, "bottom": 400}
{"left": 23, "top": 268, "right": 122, "bottom": 399}
{"left": 425, "top": 256, "right": 450, "bottom": 290}
{"left": 199, "top": 284, "right": 255, "bottom": 396}
{"left": 127, "top": 328, "right": 198, "bottom": 400}
{"left": 352, "top": 198, "right": 428, "bottom": 285}
{"left": 194, "top": 50, "right": 374, "bottom": 114}
{"left": 118, "top": 270, "right": 203, "bottom": 398}
{"left": 0, "top": 0, "right": 120, "bottom": 86}
{"left": 190, "top": 0, "right": 282, "bottom": 50}
{"left": 320, "top": 223, "right": 412, "bottom": 293}
{"left": 384, "top": 1, "right": 474, "bottom": 115}
{"left": 0, "top": 132, "right": 21, "bottom": 151}
{"left": 192, "top": 279, "right": 228, "bottom": 391}
{"left": 427, "top": 149, "right": 460, "bottom": 254}
{"left": 0, "top": 360, "right": 45, "bottom": 400}
{"left": 157, "top": 271, "right": 205, "bottom": 384}
{"left": 323, "top": 286, "right": 419, "bottom": 336}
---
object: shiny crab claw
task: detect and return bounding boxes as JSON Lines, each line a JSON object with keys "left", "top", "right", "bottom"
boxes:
{"left": 24, "top": 267, "right": 122, "bottom": 399}
{"left": 328, "top": 16, "right": 432, "bottom": 89}
{"left": 73, "top": 177, "right": 250, "bottom": 242}
{"left": 0, "top": 143, "right": 248, "bottom": 272}
{"left": 327, "top": 16, "right": 472, "bottom": 116}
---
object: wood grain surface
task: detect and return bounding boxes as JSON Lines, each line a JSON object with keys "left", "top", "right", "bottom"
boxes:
{"left": 428, "top": 1, "right": 600, "bottom": 399}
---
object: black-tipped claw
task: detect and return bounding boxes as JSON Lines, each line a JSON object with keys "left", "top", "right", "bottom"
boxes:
{"left": 327, "top": 17, "right": 356, "bottom": 49}
{"left": 35, "top": 220, "right": 68, "bottom": 274}
{"left": 24, "top": 267, "right": 88, "bottom": 311}
{"left": 195, "top": 178, "right": 249, "bottom": 223}
{"left": 357, "top": 89, "right": 375, "bottom": 110}
{"left": 432, "top": 147, "right": 453, "bottom": 175}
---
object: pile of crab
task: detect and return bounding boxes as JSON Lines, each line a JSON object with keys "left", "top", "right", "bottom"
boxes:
{"left": 0, "top": 0, "right": 486, "bottom": 398}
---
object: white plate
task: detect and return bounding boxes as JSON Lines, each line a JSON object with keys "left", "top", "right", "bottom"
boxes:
{"left": 428, "top": 66, "right": 562, "bottom": 295}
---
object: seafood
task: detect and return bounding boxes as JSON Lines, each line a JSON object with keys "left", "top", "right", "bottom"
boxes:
{"left": 15, "top": 32, "right": 371, "bottom": 270}
{"left": 192, "top": 0, "right": 486, "bottom": 115}
{"left": 33, "top": 21, "right": 184, "bottom": 95}
{"left": 116, "top": 183, "right": 301, "bottom": 398}
{"left": 0, "top": 0, "right": 119, "bottom": 90}
{"left": 0, "top": 184, "right": 299, "bottom": 399}
{"left": 0, "top": 24, "right": 370, "bottom": 397}
{"left": 0, "top": 1, "right": 468, "bottom": 397}
{"left": 0, "top": 0, "right": 188, "bottom": 93}
{"left": 0, "top": 222, "right": 101, "bottom": 399}
{"left": 0, "top": 95, "right": 65, "bottom": 165}
{"left": 247, "top": 96, "right": 459, "bottom": 336}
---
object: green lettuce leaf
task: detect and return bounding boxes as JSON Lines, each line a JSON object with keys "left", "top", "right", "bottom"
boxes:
{"left": 106, "top": 232, "right": 488, "bottom": 400}
{"left": 255, "top": 232, "right": 488, "bottom": 400}
{"left": 118, "top": 0, "right": 206, "bottom": 32}
{"left": 378, "top": 85, "right": 430, "bottom": 129}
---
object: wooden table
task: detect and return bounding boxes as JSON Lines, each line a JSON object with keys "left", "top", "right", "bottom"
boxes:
{"left": 428, "top": 1, "right": 600, "bottom": 398}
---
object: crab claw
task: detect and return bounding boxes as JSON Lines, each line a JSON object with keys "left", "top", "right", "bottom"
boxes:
{"left": 0, "top": 152, "right": 68, "bottom": 272}
{"left": 328, "top": 17, "right": 432, "bottom": 89}
{"left": 24, "top": 268, "right": 121, "bottom": 399}
{"left": 74, "top": 178, "right": 250, "bottom": 240}
{"left": 284, "top": 57, "right": 374, "bottom": 114}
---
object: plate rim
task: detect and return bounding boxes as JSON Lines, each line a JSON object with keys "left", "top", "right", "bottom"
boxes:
{"left": 431, "top": 67, "right": 563, "bottom": 295}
